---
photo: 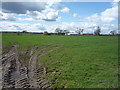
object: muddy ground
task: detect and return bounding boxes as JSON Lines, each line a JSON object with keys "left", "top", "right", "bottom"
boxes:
{"left": 0, "top": 45, "right": 58, "bottom": 89}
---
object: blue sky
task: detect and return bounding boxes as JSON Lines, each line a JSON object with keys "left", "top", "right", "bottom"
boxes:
{"left": 0, "top": 0, "right": 118, "bottom": 34}
{"left": 61, "top": 2, "right": 112, "bottom": 16}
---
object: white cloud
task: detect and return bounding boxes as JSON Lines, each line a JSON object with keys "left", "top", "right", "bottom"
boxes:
{"left": 101, "top": 6, "right": 118, "bottom": 22}
{"left": 0, "top": 22, "right": 47, "bottom": 32}
{"left": 0, "top": 21, "right": 118, "bottom": 34}
{"left": 86, "top": 13, "right": 100, "bottom": 22}
{"left": 0, "top": 11, "right": 35, "bottom": 21}
{"left": 46, "top": 0, "right": 62, "bottom": 7}
{"left": 1, "top": 1, "right": 69, "bottom": 21}
{"left": 26, "top": 8, "right": 60, "bottom": 21}
{"left": 86, "top": 5, "right": 118, "bottom": 23}
{"left": 0, "top": 22, "right": 22, "bottom": 31}
{"left": 41, "top": 7, "right": 60, "bottom": 21}
{"left": 19, "top": 18, "right": 34, "bottom": 21}
{"left": 100, "top": 24, "right": 118, "bottom": 34}
{"left": 61, "top": 7, "right": 70, "bottom": 13}
{"left": 46, "top": 12, "right": 58, "bottom": 20}
{"left": 73, "top": 13, "right": 79, "bottom": 17}
{"left": 0, "top": 11, "right": 17, "bottom": 21}
{"left": 0, "top": 7, "right": 60, "bottom": 21}
{"left": 48, "top": 22, "right": 98, "bottom": 32}
{"left": 26, "top": 23, "right": 47, "bottom": 32}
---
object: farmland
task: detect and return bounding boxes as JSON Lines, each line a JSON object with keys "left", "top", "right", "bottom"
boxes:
{"left": 2, "top": 33, "right": 118, "bottom": 88}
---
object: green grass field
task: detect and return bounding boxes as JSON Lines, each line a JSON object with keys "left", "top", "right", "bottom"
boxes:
{"left": 2, "top": 33, "right": 118, "bottom": 88}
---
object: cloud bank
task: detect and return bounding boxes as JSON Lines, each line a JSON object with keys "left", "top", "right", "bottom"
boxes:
{"left": 0, "top": 21, "right": 118, "bottom": 34}
{"left": 86, "top": 4, "right": 118, "bottom": 23}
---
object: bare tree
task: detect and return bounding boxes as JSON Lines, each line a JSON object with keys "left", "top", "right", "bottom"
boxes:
{"left": 75, "top": 27, "right": 84, "bottom": 35}
{"left": 63, "top": 30, "right": 69, "bottom": 35}
{"left": 94, "top": 26, "right": 101, "bottom": 35}
{"left": 110, "top": 30, "right": 116, "bottom": 35}
{"left": 55, "top": 28, "right": 63, "bottom": 34}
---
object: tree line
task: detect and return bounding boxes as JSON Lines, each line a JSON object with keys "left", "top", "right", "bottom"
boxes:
{"left": 15, "top": 26, "right": 117, "bottom": 35}
{"left": 44, "top": 26, "right": 117, "bottom": 35}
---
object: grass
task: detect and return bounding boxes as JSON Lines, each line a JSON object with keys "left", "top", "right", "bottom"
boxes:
{"left": 0, "top": 33, "right": 2, "bottom": 54}
{"left": 2, "top": 33, "right": 118, "bottom": 88}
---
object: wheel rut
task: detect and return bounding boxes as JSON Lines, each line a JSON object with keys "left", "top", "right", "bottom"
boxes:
{"left": 1, "top": 45, "right": 59, "bottom": 89}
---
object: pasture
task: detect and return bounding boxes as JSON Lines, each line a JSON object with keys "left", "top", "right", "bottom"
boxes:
{"left": 2, "top": 33, "right": 118, "bottom": 88}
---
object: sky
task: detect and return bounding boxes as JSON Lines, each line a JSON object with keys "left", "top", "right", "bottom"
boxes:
{"left": 0, "top": 0, "right": 119, "bottom": 34}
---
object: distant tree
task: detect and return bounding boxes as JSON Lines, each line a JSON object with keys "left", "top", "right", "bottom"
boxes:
{"left": 63, "top": 30, "right": 69, "bottom": 35}
{"left": 75, "top": 27, "right": 84, "bottom": 35}
{"left": 55, "top": 28, "right": 60, "bottom": 33}
{"left": 44, "top": 31, "right": 49, "bottom": 35}
{"left": 110, "top": 30, "right": 116, "bottom": 35}
{"left": 55, "top": 28, "right": 63, "bottom": 34}
{"left": 59, "top": 30, "right": 63, "bottom": 33}
{"left": 22, "top": 30, "right": 27, "bottom": 33}
{"left": 94, "top": 26, "right": 101, "bottom": 35}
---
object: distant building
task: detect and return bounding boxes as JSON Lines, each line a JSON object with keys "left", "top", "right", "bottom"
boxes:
{"left": 67, "top": 32, "right": 79, "bottom": 35}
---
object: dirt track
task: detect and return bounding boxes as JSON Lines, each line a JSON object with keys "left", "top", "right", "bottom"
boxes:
{"left": 1, "top": 45, "right": 51, "bottom": 89}
{"left": 0, "top": 56, "right": 2, "bottom": 89}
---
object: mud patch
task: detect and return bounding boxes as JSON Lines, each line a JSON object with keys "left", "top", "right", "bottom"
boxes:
{"left": 1, "top": 44, "right": 61, "bottom": 89}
